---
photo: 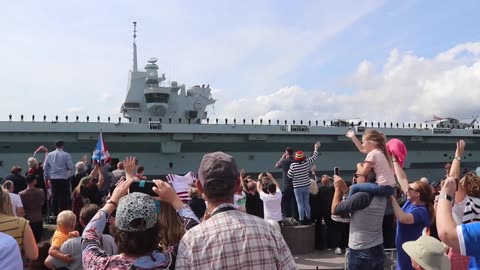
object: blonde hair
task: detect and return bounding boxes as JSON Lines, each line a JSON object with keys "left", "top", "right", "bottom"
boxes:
{"left": 188, "top": 187, "right": 201, "bottom": 199}
{"left": 0, "top": 187, "right": 14, "bottom": 216}
{"left": 461, "top": 172, "right": 480, "bottom": 198}
{"left": 157, "top": 201, "right": 185, "bottom": 250}
{"left": 57, "top": 210, "right": 76, "bottom": 229}
{"left": 364, "top": 129, "right": 392, "bottom": 167}
{"left": 27, "top": 157, "right": 38, "bottom": 169}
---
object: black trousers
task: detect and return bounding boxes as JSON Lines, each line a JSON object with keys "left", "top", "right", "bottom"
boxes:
{"left": 332, "top": 220, "right": 349, "bottom": 249}
{"left": 51, "top": 179, "right": 70, "bottom": 216}
{"left": 382, "top": 214, "right": 395, "bottom": 248}
{"left": 281, "top": 185, "right": 298, "bottom": 219}
{"left": 314, "top": 210, "right": 334, "bottom": 249}
{"left": 30, "top": 221, "right": 43, "bottom": 243}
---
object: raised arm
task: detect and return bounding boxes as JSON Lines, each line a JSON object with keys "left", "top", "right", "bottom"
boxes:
{"left": 346, "top": 129, "right": 367, "bottom": 154}
{"left": 124, "top": 157, "right": 136, "bottom": 181}
{"left": 256, "top": 179, "right": 263, "bottom": 193}
{"left": 437, "top": 177, "right": 460, "bottom": 250}
{"left": 23, "top": 223, "right": 39, "bottom": 260}
{"left": 96, "top": 165, "right": 104, "bottom": 190}
{"left": 267, "top": 173, "right": 279, "bottom": 189}
{"left": 450, "top": 140, "right": 467, "bottom": 204}
{"left": 449, "top": 140, "right": 464, "bottom": 180}
{"left": 275, "top": 153, "right": 286, "bottom": 168}
{"left": 307, "top": 142, "right": 320, "bottom": 165}
{"left": 392, "top": 155, "right": 410, "bottom": 193}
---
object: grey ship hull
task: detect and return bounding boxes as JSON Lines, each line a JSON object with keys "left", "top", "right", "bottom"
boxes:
{"left": 1, "top": 121, "right": 479, "bottom": 185}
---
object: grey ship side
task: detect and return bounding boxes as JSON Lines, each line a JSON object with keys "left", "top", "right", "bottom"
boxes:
{"left": 0, "top": 23, "right": 479, "bottom": 183}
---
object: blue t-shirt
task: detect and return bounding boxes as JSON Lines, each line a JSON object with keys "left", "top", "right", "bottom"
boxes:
{"left": 0, "top": 232, "right": 22, "bottom": 269}
{"left": 395, "top": 201, "right": 430, "bottom": 270}
{"left": 458, "top": 222, "right": 480, "bottom": 269}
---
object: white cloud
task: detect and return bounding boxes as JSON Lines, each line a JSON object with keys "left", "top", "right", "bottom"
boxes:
{"left": 213, "top": 42, "right": 480, "bottom": 124}
{"left": 0, "top": 1, "right": 383, "bottom": 120}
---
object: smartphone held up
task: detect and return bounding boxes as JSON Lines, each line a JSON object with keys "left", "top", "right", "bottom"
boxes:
{"left": 334, "top": 167, "right": 340, "bottom": 176}
{"left": 129, "top": 180, "right": 157, "bottom": 197}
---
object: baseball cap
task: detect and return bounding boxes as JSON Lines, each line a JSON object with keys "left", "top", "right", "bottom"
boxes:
{"left": 402, "top": 235, "right": 450, "bottom": 270}
{"left": 115, "top": 192, "right": 157, "bottom": 232}
{"left": 198, "top": 152, "right": 239, "bottom": 196}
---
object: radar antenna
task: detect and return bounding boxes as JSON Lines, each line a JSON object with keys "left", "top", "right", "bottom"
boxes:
{"left": 132, "top": 21, "right": 138, "bottom": 72}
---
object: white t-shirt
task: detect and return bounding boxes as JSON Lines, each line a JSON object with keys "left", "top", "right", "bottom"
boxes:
{"left": 259, "top": 189, "right": 283, "bottom": 221}
{"left": 8, "top": 193, "right": 23, "bottom": 216}
{"left": 453, "top": 196, "right": 469, "bottom": 225}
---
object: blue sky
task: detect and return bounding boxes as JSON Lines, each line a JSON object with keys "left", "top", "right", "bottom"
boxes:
{"left": 1, "top": 1, "right": 480, "bottom": 122}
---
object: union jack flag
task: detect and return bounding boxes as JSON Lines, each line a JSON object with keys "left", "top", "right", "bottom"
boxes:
{"left": 92, "top": 131, "right": 110, "bottom": 165}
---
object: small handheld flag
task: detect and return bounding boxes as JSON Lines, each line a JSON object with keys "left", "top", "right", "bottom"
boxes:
{"left": 92, "top": 131, "right": 111, "bottom": 165}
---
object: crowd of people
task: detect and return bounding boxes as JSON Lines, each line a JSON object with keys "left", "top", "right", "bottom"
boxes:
{"left": 0, "top": 131, "right": 479, "bottom": 269}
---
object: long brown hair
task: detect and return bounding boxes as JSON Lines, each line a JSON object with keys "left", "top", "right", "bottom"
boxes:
{"left": 157, "top": 201, "right": 185, "bottom": 250}
{"left": 364, "top": 129, "right": 392, "bottom": 167}
{"left": 414, "top": 181, "right": 435, "bottom": 224}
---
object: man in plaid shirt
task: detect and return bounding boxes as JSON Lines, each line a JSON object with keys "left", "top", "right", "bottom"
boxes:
{"left": 176, "top": 152, "right": 296, "bottom": 270}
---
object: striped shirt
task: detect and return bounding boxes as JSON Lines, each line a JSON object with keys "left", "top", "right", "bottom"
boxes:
{"left": 44, "top": 148, "right": 74, "bottom": 179}
{"left": 166, "top": 172, "right": 196, "bottom": 203}
{"left": 0, "top": 214, "right": 28, "bottom": 250}
{"left": 463, "top": 196, "right": 480, "bottom": 224}
{"left": 287, "top": 151, "right": 318, "bottom": 189}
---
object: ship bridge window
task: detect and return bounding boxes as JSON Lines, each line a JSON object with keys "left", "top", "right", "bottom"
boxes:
{"left": 123, "top": 102, "right": 140, "bottom": 109}
{"left": 433, "top": 128, "right": 452, "bottom": 134}
{"left": 290, "top": 125, "right": 309, "bottom": 132}
{"left": 186, "top": 111, "right": 198, "bottom": 119}
{"left": 145, "top": 93, "right": 170, "bottom": 103}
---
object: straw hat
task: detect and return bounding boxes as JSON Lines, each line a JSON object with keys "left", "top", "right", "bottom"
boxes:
{"left": 402, "top": 235, "right": 450, "bottom": 270}
{"left": 294, "top": 151, "right": 305, "bottom": 161}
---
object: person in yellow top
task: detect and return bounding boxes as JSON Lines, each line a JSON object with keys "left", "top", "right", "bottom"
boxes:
{"left": 0, "top": 186, "right": 38, "bottom": 260}
{"left": 48, "top": 210, "right": 79, "bottom": 264}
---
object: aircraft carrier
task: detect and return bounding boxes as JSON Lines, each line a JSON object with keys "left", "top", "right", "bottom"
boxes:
{"left": 1, "top": 23, "right": 479, "bottom": 183}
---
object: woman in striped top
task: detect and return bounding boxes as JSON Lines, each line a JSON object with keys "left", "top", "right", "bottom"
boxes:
{"left": 0, "top": 186, "right": 38, "bottom": 260}
{"left": 288, "top": 142, "right": 320, "bottom": 225}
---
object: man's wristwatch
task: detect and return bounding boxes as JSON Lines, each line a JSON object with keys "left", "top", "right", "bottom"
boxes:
{"left": 454, "top": 156, "right": 461, "bottom": 161}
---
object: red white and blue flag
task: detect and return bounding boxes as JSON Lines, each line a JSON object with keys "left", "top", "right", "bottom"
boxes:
{"left": 92, "top": 131, "right": 110, "bottom": 165}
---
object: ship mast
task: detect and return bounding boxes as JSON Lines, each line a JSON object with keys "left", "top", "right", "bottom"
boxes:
{"left": 132, "top": 21, "right": 138, "bottom": 72}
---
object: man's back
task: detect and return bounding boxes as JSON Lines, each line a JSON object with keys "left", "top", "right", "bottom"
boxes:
{"left": 44, "top": 149, "right": 73, "bottom": 179}
{"left": 176, "top": 210, "right": 296, "bottom": 270}
{"left": 47, "top": 234, "right": 117, "bottom": 270}
{"left": 349, "top": 196, "right": 386, "bottom": 249}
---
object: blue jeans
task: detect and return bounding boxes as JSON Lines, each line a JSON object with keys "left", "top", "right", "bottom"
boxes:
{"left": 294, "top": 186, "right": 310, "bottom": 221}
{"left": 347, "top": 243, "right": 385, "bottom": 270}
{"left": 349, "top": 183, "right": 394, "bottom": 198}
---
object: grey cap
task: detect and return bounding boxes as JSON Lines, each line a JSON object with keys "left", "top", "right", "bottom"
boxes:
{"left": 115, "top": 192, "right": 157, "bottom": 232}
{"left": 198, "top": 152, "right": 239, "bottom": 197}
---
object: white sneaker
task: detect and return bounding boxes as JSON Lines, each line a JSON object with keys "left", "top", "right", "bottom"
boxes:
{"left": 335, "top": 247, "right": 342, "bottom": 255}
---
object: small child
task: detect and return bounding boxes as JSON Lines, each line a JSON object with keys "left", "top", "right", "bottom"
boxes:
{"left": 346, "top": 129, "right": 396, "bottom": 198}
{"left": 48, "top": 210, "right": 79, "bottom": 264}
